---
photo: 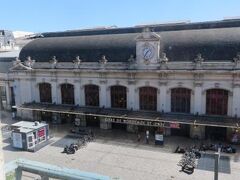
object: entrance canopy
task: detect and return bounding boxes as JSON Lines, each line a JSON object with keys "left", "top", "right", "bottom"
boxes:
{"left": 15, "top": 103, "right": 240, "bottom": 129}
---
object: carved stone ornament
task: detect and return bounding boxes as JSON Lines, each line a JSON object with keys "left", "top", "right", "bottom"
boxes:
{"left": 24, "top": 56, "right": 35, "bottom": 67}
{"left": 194, "top": 53, "right": 204, "bottom": 69}
{"left": 232, "top": 83, "right": 240, "bottom": 88}
{"left": 194, "top": 53, "right": 204, "bottom": 63}
{"left": 214, "top": 83, "right": 220, "bottom": 88}
{"left": 194, "top": 82, "right": 203, "bottom": 87}
{"left": 128, "top": 54, "right": 135, "bottom": 63}
{"left": 73, "top": 56, "right": 82, "bottom": 68}
{"left": 160, "top": 53, "right": 168, "bottom": 63}
{"left": 233, "top": 53, "right": 240, "bottom": 68}
{"left": 233, "top": 53, "right": 240, "bottom": 63}
{"left": 99, "top": 55, "right": 108, "bottom": 64}
{"left": 50, "top": 56, "right": 58, "bottom": 68}
{"left": 159, "top": 53, "right": 169, "bottom": 70}
{"left": 158, "top": 81, "right": 167, "bottom": 86}
{"left": 177, "top": 82, "right": 183, "bottom": 87}
{"left": 13, "top": 57, "right": 22, "bottom": 66}
{"left": 144, "top": 59, "right": 150, "bottom": 65}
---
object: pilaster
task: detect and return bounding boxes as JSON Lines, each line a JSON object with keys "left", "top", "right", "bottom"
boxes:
{"left": 5, "top": 82, "right": 11, "bottom": 109}
{"left": 51, "top": 79, "right": 58, "bottom": 104}
{"left": 232, "top": 83, "right": 240, "bottom": 117}
{"left": 159, "top": 82, "right": 167, "bottom": 112}
{"left": 193, "top": 82, "right": 203, "bottom": 115}
{"left": 99, "top": 83, "right": 107, "bottom": 107}
{"left": 74, "top": 80, "right": 81, "bottom": 105}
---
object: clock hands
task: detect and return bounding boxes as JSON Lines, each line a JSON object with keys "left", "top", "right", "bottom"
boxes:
{"left": 143, "top": 48, "right": 152, "bottom": 59}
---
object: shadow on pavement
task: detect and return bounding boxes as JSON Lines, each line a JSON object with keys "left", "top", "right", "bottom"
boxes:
{"left": 197, "top": 153, "right": 231, "bottom": 174}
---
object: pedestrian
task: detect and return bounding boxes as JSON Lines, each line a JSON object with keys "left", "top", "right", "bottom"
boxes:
{"left": 137, "top": 133, "right": 141, "bottom": 142}
{"left": 146, "top": 130, "right": 149, "bottom": 144}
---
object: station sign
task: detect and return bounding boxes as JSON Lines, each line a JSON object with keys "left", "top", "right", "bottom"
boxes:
{"left": 104, "top": 117, "right": 180, "bottom": 128}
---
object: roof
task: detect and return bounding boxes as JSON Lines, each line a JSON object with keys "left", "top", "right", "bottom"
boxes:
{"left": 41, "top": 19, "right": 240, "bottom": 38}
{"left": 19, "top": 19, "right": 240, "bottom": 63}
{"left": 20, "top": 33, "right": 136, "bottom": 62}
{"left": 0, "top": 50, "right": 20, "bottom": 73}
{"left": 12, "top": 121, "right": 47, "bottom": 130}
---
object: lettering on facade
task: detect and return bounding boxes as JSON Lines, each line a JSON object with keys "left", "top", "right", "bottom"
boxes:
{"left": 104, "top": 117, "right": 180, "bottom": 128}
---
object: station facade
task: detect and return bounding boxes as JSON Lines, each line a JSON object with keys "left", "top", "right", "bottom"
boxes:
{"left": 6, "top": 19, "right": 240, "bottom": 142}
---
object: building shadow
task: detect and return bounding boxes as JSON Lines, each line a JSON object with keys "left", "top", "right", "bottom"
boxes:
{"left": 196, "top": 153, "right": 231, "bottom": 174}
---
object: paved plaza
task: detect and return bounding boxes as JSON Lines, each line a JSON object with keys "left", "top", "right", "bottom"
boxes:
{"left": 1, "top": 111, "right": 240, "bottom": 180}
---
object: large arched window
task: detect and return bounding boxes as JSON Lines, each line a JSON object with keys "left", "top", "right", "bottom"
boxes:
{"left": 171, "top": 88, "right": 191, "bottom": 113}
{"left": 85, "top": 85, "right": 99, "bottom": 106}
{"left": 61, "top": 83, "right": 74, "bottom": 105}
{"left": 111, "top": 85, "right": 127, "bottom": 108}
{"left": 39, "top": 83, "right": 52, "bottom": 103}
{"left": 139, "top": 87, "right": 157, "bottom": 111}
{"left": 206, "top": 89, "right": 228, "bottom": 115}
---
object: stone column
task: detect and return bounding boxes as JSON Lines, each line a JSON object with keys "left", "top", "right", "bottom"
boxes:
{"left": 134, "top": 87, "right": 139, "bottom": 110}
{"left": 0, "top": 87, "right": 3, "bottom": 110}
{"left": 14, "top": 80, "right": 21, "bottom": 106}
{"left": 21, "top": 110, "right": 33, "bottom": 120}
{"left": 79, "top": 85, "right": 85, "bottom": 106}
{"left": 190, "top": 125, "right": 205, "bottom": 140}
{"left": 30, "top": 79, "right": 37, "bottom": 103}
{"left": 79, "top": 115, "right": 86, "bottom": 127}
{"left": 100, "top": 117, "right": 112, "bottom": 129}
{"left": 51, "top": 80, "right": 58, "bottom": 104}
{"left": 34, "top": 83, "right": 40, "bottom": 103}
{"left": 159, "top": 83, "right": 167, "bottom": 112}
{"left": 127, "top": 84, "right": 135, "bottom": 110}
{"left": 14, "top": 80, "right": 22, "bottom": 118}
{"left": 193, "top": 83, "right": 203, "bottom": 115}
{"left": 99, "top": 83, "right": 107, "bottom": 107}
{"left": 20, "top": 80, "right": 32, "bottom": 103}
{"left": 74, "top": 81, "right": 80, "bottom": 105}
{"left": 165, "top": 88, "right": 171, "bottom": 113}
{"left": 232, "top": 84, "right": 240, "bottom": 117}
{"left": 5, "top": 82, "right": 11, "bottom": 110}
{"left": 127, "top": 124, "right": 137, "bottom": 133}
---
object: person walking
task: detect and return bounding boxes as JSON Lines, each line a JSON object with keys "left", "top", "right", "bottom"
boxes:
{"left": 146, "top": 130, "right": 149, "bottom": 144}
{"left": 137, "top": 132, "right": 141, "bottom": 142}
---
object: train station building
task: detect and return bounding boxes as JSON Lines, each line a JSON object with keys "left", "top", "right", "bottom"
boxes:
{"left": 5, "top": 19, "right": 240, "bottom": 142}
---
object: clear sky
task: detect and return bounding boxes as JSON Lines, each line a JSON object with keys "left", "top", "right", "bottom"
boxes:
{"left": 2, "top": 0, "right": 240, "bottom": 33}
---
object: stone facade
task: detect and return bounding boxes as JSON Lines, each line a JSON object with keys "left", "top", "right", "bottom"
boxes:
{"left": 3, "top": 25, "right": 240, "bottom": 141}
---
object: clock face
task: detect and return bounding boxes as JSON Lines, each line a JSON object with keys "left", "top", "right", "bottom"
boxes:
{"left": 142, "top": 44, "right": 154, "bottom": 60}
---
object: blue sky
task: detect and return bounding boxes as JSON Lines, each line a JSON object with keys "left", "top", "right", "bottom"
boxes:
{"left": 2, "top": 0, "right": 240, "bottom": 32}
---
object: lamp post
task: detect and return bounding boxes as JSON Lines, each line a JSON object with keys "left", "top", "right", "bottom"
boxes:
{"left": 214, "top": 148, "right": 221, "bottom": 180}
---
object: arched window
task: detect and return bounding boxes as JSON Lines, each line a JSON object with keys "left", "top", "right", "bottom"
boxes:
{"left": 39, "top": 83, "right": 52, "bottom": 103}
{"left": 61, "top": 83, "right": 74, "bottom": 105}
{"left": 139, "top": 87, "right": 157, "bottom": 111}
{"left": 111, "top": 85, "right": 127, "bottom": 108}
{"left": 85, "top": 85, "right": 99, "bottom": 106}
{"left": 171, "top": 88, "right": 191, "bottom": 113}
{"left": 206, "top": 89, "right": 228, "bottom": 115}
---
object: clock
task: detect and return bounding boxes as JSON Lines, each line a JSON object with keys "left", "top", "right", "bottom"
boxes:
{"left": 142, "top": 44, "right": 154, "bottom": 60}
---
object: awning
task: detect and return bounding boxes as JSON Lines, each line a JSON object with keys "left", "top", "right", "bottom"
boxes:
{"left": 14, "top": 103, "right": 240, "bottom": 129}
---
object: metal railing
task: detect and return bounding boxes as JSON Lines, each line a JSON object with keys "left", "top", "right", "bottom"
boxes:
{"left": 5, "top": 158, "right": 110, "bottom": 180}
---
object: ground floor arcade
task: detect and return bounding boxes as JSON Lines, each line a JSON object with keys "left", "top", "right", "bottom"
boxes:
{"left": 14, "top": 102, "right": 240, "bottom": 143}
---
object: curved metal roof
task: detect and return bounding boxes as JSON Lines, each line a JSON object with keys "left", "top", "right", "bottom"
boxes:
{"left": 19, "top": 26, "right": 240, "bottom": 62}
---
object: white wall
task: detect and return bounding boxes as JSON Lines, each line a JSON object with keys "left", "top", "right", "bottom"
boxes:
{"left": 12, "top": 69, "right": 240, "bottom": 118}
